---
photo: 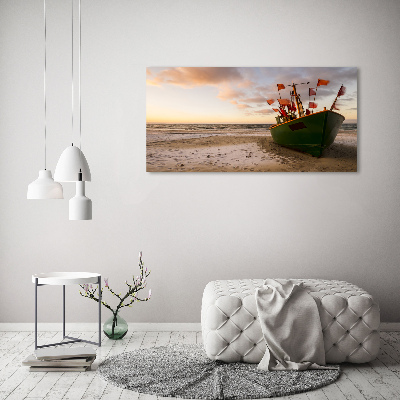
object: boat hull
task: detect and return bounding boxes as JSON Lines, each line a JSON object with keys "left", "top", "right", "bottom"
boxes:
{"left": 270, "top": 110, "right": 345, "bottom": 157}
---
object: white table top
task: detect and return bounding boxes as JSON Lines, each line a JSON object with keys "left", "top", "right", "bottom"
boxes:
{"left": 32, "top": 272, "right": 101, "bottom": 285}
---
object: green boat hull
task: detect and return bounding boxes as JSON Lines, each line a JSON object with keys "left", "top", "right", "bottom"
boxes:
{"left": 270, "top": 110, "right": 345, "bottom": 157}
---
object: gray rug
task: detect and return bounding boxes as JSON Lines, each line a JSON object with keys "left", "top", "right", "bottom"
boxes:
{"left": 98, "top": 344, "right": 340, "bottom": 399}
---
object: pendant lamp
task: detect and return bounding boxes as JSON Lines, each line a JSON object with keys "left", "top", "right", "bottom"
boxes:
{"left": 54, "top": 0, "right": 92, "bottom": 219}
{"left": 27, "top": 0, "right": 63, "bottom": 200}
{"left": 69, "top": 172, "right": 92, "bottom": 220}
{"left": 54, "top": 145, "right": 91, "bottom": 182}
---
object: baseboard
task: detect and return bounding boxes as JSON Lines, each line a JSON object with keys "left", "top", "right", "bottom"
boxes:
{"left": 380, "top": 322, "right": 400, "bottom": 332}
{"left": 0, "top": 322, "right": 398, "bottom": 332}
{"left": 0, "top": 322, "right": 202, "bottom": 332}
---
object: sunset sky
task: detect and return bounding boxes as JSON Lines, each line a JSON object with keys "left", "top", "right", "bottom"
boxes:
{"left": 146, "top": 67, "right": 357, "bottom": 124}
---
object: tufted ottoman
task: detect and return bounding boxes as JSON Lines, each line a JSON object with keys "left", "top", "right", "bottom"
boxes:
{"left": 201, "top": 279, "right": 380, "bottom": 364}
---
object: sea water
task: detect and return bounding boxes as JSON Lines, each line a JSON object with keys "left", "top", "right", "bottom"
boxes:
{"left": 146, "top": 123, "right": 357, "bottom": 142}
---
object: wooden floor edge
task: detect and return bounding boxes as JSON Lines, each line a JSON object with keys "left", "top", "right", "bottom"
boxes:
{"left": 0, "top": 322, "right": 202, "bottom": 332}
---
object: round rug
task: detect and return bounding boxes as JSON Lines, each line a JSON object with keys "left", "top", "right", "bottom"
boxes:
{"left": 98, "top": 344, "right": 340, "bottom": 399}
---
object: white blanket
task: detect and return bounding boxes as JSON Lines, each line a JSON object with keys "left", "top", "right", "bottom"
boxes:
{"left": 255, "top": 279, "right": 334, "bottom": 371}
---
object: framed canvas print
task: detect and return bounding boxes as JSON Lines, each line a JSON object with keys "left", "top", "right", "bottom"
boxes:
{"left": 146, "top": 67, "right": 357, "bottom": 172}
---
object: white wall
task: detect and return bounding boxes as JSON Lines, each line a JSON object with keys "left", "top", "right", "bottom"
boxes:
{"left": 1, "top": 0, "right": 399, "bottom": 323}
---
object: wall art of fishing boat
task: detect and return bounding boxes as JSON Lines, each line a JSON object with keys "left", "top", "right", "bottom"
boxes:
{"left": 268, "top": 80, "right": 346, "bottom": 157}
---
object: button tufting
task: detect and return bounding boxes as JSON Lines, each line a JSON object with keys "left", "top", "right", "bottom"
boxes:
{"left": 202, "top": 278, "right": 380, "bottom": 364}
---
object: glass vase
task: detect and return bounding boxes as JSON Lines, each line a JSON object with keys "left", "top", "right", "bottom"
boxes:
{"left": 103, "top": 312, "right": 128, "bottom": 340}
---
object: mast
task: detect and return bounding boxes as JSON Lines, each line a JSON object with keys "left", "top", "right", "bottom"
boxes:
{"left": 292, "top": 83, "right": 304, "bottom": 118}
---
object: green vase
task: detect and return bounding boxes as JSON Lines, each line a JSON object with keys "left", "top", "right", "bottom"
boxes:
{"left": 103, "top": 312, "right": 128, "bottom": 340}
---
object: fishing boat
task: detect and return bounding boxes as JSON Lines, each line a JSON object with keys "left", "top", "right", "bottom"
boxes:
{"left": 269, "top": 81, "right": 345, "bottom": 157}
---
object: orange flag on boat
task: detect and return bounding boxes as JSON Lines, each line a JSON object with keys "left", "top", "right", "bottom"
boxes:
{"left": 278, "top": 98, "right": 291, "bottom": 106}
{"left": 272, "top": 108, "right": 280, "bottom": 113}
{"left": 267, "top": 99, "right": 275, "bottom": 105}
{"left": 337, "top": 85, "right": 346, "bottom": 97}
{"left": 277, "top": 84, "right": 285, "bottom": 91}
{"left": 309, "top": 88, "right": 316, "bottom": 96}
{"left": 309, "top": 102, "right": 318, "bottom": 108}
{"left": 317, "top": 79, "right": 330, "bottom": 86}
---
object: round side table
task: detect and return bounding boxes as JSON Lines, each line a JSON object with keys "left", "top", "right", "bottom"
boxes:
{"left": 32, "top": 272, "right": 102, "bottom": 349}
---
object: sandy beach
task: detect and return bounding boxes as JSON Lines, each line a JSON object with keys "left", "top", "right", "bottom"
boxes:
{"left": 146, "top": 130, "right": 357, "bottom": 172}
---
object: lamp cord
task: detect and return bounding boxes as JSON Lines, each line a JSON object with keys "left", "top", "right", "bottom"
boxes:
{"left": 79, "top": 0, "right": 82, "bottom": 153}
{"left": 71, "top": 0, "right": 74, "bottom": 146}
{"left": 78, "top": 0, "right": 84, "bottom": 175}
{"left": 44, "top": 0, "right": 47, "bottom": 170}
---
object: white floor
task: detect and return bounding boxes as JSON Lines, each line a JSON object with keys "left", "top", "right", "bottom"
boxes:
{"left": 0, "top": 330, "right": 399, "bottom": 400}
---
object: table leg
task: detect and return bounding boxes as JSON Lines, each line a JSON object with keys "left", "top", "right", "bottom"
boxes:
{"left": 33, "top": 276, "right": 102, "bottom": 349}
{"left": 63, "top": 285, "right": 66, "bottom": 338}
{"left": 35, "top": 278, "right": 38, "bottom": 350}
{"left": 98, "top": 276, "right": 102, "bottom": 347}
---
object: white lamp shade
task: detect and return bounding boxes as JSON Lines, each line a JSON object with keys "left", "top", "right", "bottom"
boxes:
{"left": 54, "top": 145, "right": 91, "bottom": 182}
{"left": 69, "top": 181, "right": 92, "bottom": 220}
{"left": 27, "top": 170, "right": 64, "bottom": 199}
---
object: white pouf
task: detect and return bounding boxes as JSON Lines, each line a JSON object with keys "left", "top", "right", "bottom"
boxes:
{"left": 201, "top": 279, "right": 380, "bottom": 364}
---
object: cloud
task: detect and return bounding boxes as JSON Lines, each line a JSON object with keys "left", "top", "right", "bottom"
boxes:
{"left": 255, "top": 67, "right": 357, "bottom": 104}
{"left": 146, "top": 67, "right": 243, "bottom": 88}
{"left": 242, "top": 96, "right": 266, "bottom": 103}
{"left": 147, "top": 67, "right": 357, "bottom": 120}
{"left": 338, "top": 97, "right": 356, "bottom": 102}
{"left": 147, "top": 68, "right": 254, "bottom": 111}
{"left": 237, "top": 79, "right": 255, "bottom": 89}
{"left": 217, "top": 85, "right": 245, "bottom": 101}
{"left": 253, "top": 109, "right": 275, "bottom": 115}
{"left": 230, "top": 95, "right": 267, "bottom": 111}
